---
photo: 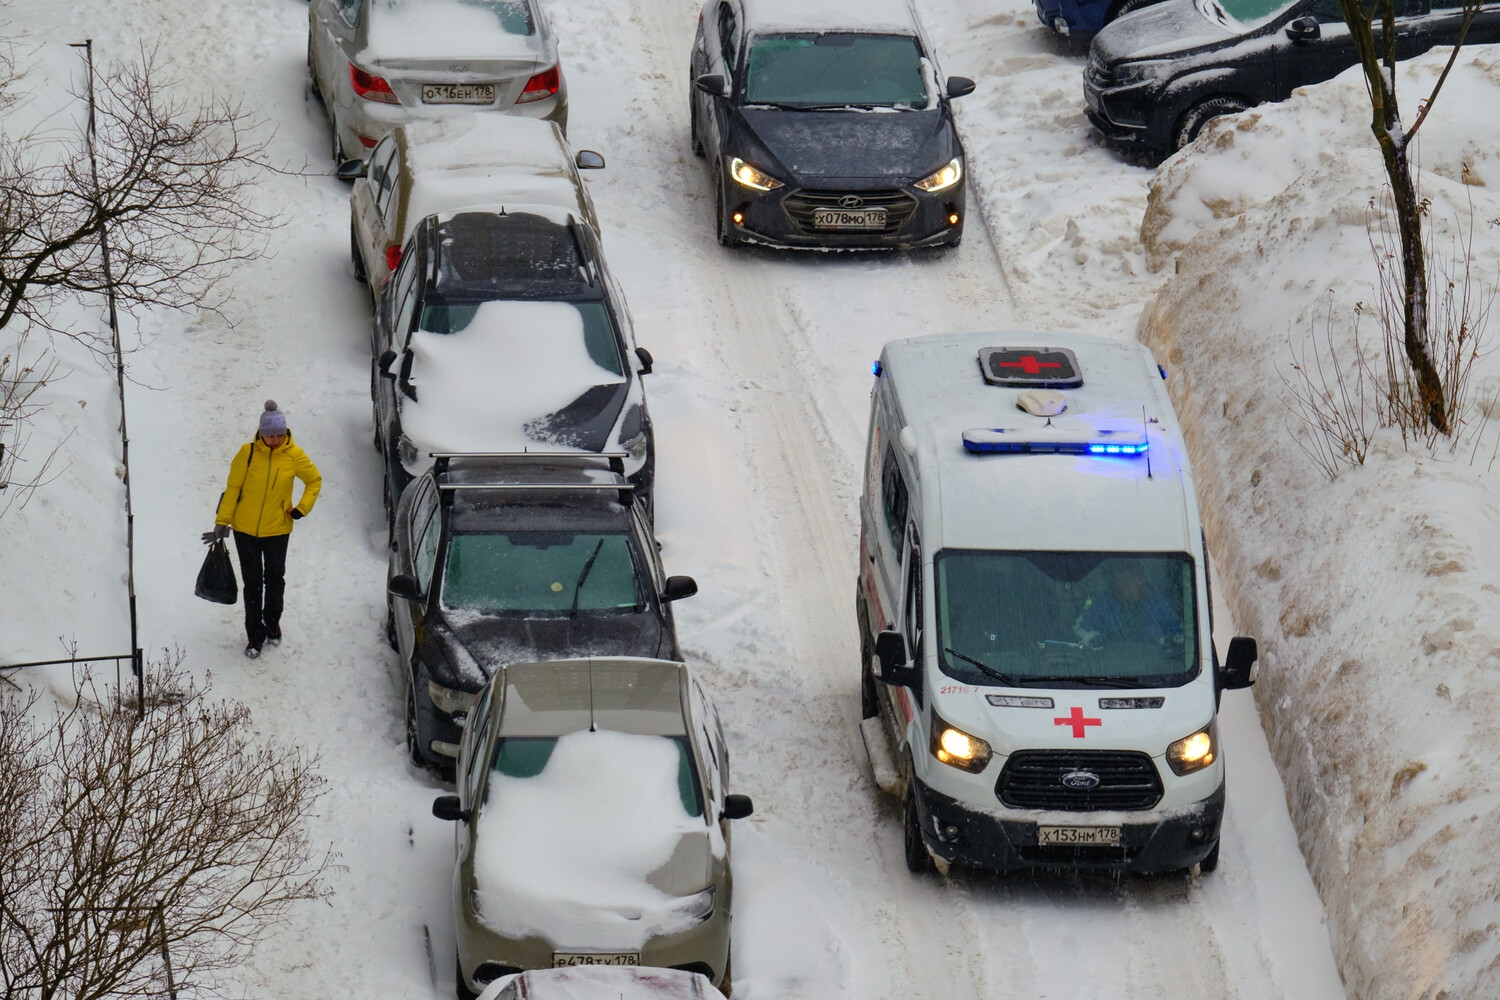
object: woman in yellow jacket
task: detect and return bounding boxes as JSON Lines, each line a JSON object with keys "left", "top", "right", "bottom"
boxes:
{"left": 206, "top": 400, "right": 322, "bottom": 658}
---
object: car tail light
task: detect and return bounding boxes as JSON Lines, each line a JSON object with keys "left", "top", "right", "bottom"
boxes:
{"left": 517, "top": 65, "right": 560, "bottom": 104}
{"left": 385, "top": 244, "right": 402, "bottom": 272}
{"left": 349, "top": 63, "right": 399, "bottom": 104}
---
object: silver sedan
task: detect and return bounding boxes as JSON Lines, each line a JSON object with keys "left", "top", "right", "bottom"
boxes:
{"left": 307, "top": 0, "right": 568, "bottom": 165}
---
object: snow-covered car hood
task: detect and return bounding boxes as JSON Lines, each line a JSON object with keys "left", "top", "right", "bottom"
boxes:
{"left": 1092, "top": 0, "right": 1237, "bottom": 63}
{"left": 734, "top": 107, "right": 957, "bottom": 185}
{"left": 429, "top": 611, "right": 670, "bottom": 690}
{"left": 471, "top": 730, "right": 719, "bottom": 950}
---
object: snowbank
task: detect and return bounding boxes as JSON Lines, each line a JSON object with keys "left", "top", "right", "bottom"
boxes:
{"left": 1138, "top": 48, "right": 1500, "bottom": 999}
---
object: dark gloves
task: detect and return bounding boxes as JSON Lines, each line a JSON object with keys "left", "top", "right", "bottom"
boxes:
{"left": 201, "top": 524, "right": 230, "bottom": 544}
{"left": 290, "top": 509, "right": 303, "bottom": 520}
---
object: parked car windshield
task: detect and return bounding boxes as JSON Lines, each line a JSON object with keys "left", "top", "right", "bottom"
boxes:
{"left": 488, "top": 734, "right": 703, "bottom": 816}
{"left": 933, "top": 550, "right": 1199, "bottom": 688}
{"left": 418, "top": 300, "right": 625, "bottom": 378}
{"left": 441, "top": 531, "right": 643, "bottom": 613}
{"left": 743, "top": 33, "right": 928, "bottom": 108}
{"left": 1210, "top": 0, "right": 1302, "bottom": 25}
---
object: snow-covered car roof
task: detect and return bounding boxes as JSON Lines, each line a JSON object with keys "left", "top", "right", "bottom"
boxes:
{"left": 478, "top": 965, "right": 722, "bottom": 1000}
{"left": 880, "top": 331, "right": 1197, "bottom": 554}
{"left": 741, "top": 0, "right": 920, "bottom": 34}
{"left": 402, "top": 117, "right": 594, "bottom": 231}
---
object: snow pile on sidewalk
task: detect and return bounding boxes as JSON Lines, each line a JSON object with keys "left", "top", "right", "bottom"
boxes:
{"left": 1138, "top": 48, "right": 1500, "bottom": 999}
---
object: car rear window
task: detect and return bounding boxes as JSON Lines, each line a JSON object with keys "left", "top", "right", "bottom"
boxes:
{"left": 744, "top": 33, "right": 927, "bottom": 108}
{"left": 490, "top": 735, "right": 702, "bottom": 816}
{"left": 442, "top": 531, "right": 643, "bottom": 613}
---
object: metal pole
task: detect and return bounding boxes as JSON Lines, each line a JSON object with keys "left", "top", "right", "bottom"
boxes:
{"left": 70, "top": 39, "right": 142, "bottom": 716}
{"left": 154, "top": 901, "right": 178, "bottom": 1000}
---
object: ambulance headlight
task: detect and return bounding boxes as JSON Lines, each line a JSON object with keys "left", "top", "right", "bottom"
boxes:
{"left": 1166, "top": 720, "right": 1217, "bottom": 775}
{"left": 930, "top": 711, "right": 992, "bottom": 773}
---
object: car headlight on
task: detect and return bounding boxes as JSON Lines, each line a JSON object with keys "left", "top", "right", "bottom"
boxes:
{"left": 929, "top": 711, "right": 992, "bottom": 773}
{"left": 1114, "top": 60, "right": 1169, "bottom": 87}
{"left": 428, "top": 680, "right": 477, "bottom": 716}
{"left": 729, "top": 157, "right": 783, "bottom": 191}
{"left": 914, "top": 157, "right": 963, "bottom": 193}
{"left": 1166, "top": 720, "right": 1217, "bottom": 775}
{"left": 676, "top": 886, "right": 716, "bottom": 922}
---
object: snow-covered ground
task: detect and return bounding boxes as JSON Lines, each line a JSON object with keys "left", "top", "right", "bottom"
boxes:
{"left": 1139, "top": 49, "right": 1500, "bottom": 999}
{"left": 0, "top": 0, "right": 1358, "bottom": 997}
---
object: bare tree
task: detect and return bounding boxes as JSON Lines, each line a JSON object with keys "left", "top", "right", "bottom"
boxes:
{"left": 0, "top": 46, "right": 279, "bottom": 347}
{"left": 0, "top": 329, "right": 65, "bottom": 515}
{"left": 1334, "top": 0, "right": 1483, "bottom": 433}
{"left": 0, "top": 656, "right": 332, "bottom": 1000}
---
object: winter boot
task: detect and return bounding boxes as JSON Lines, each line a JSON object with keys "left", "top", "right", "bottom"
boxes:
{"left": 267, "top": 624, "right": 282, "bottom": 646}
{"left": 244, "top": 640, "right": 263, "bottom": 659}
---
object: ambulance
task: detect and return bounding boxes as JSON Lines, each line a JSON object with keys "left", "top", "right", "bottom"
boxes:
{"left": 856, "top": 331, "right": 1258, "bottom": 874}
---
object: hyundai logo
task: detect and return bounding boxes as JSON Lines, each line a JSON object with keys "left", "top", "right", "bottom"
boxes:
{"left": 838, "top": 195, "right": 864, "bottom": 209}
{"left": 450, "top": 64, "right": 471, "bottom": 73}
{"left": 1061, "top": 770, "right": 1101, "bottom": 789}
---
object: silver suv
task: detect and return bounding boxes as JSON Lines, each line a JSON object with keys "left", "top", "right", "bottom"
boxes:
{"left": 433, "top": 658, "right": 752, "bottom": 999}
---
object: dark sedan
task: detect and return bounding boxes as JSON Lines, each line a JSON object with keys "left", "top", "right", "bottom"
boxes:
{"left": 690, "top": 0, "right": 975, "bottom": 249}
{"left": 386, "top": 455, "right": 697, "bottom": 773}
{"left": 1084, "top": 0, "right": 1500, "bottom": 154}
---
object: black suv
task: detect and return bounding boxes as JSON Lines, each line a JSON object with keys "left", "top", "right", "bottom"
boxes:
{"left": 1084, "top": 0, "right": 1499, "bottom": 154}
{"left": 372, "top": 210, "right": 656, "bottom": 525}
{"left": 690, "top": 0, "right": 975, "bottom": 249}
{"left": 385, "top": 454, "right": 698, "bottom": 773}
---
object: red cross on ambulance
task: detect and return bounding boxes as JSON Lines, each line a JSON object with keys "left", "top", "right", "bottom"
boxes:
{"left": 1054, "top": 705, "right": 1102, "bottom": 738}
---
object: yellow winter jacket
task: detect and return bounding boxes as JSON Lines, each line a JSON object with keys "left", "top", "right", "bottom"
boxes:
{"left": 214, "top": 433, "right": 322, "bottom": 538}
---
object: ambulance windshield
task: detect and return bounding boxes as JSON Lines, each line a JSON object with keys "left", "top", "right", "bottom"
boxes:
{"left": 933, "top": 550, "right": 1199, "bottom": 688}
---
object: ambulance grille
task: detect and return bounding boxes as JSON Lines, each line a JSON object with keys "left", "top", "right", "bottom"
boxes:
{"left": 997, "top": 750, "right": 1163, "bottom": 811}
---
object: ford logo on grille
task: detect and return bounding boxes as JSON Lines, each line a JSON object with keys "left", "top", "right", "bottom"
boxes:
{"left": 838, "top": 195, "right": 864, "bottom": 209}
{"left": 1061, "top": 770, "right": 1101, "bottom": 789}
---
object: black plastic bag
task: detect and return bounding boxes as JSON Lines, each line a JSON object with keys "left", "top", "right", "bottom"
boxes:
{"left": 195, "top": 539, "right": 238, "bottom": 605}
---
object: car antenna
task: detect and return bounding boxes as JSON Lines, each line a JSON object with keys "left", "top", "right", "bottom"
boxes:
{"left": 588, "top": 659, "right": 596, "bottom": 732}
{"left": 1143, "top": 405, "right": 1153, "bottom": 480}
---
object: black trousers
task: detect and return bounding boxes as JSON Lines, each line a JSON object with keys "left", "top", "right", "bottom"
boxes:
{"left": 233, "top": 531, "right": 290, "bottom": 644}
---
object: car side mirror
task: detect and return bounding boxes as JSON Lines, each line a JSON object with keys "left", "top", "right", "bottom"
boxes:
{"left": 336, "top": 158, "right": 368, "bottom": 181}
{"left": 432, "top": 795, "right": 469, "bottom": 822}
{"left": 695, "top": 73, "right": 727, "bottom": 96}
{"left": 575, "top": 149, "right": 606, "bottom": 170}
{"left": 946, "top": 76, "right": 976, "bottom": 99}
{"left": 662, "top": 575, "right": 698, "bottom": 602}
{"left": 388, "top": 573, "right": 425, "bottom": 602}
{"left": 1221, "top": 636, "right": 1258, "bottom": 690}
{"left": 635, "top": 346, "right": 654, "bottom": 375}
{"left": 874, "top": 629, "right": 921, "bottom": 689}
{"left": 720, "top": 793, "right": 753, "bottom": 821}
{"left": 1285, "top": 16, "right": 1319, "bottom": 41}
{"left": 378, "top": 348, "right": 398, "bottom": 379}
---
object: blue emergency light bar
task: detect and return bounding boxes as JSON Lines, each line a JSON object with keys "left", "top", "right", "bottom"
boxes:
{"left": 962, "top": 427, "right": 1149, "bottom": 456}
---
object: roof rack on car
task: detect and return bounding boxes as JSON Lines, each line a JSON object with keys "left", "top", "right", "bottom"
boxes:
{"left": 430, "top": 451, "right": 634, "bottom": 507}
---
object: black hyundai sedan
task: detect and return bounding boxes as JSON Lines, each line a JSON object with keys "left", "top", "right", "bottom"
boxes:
{"left": 1084, "top": 0, "right": 1500, "bottom": 154}
{"left": 386, "top": 455, "right": 697, "bottom": 774}
{"left": 689, "top": 0, "right": 975, "bottom": 249}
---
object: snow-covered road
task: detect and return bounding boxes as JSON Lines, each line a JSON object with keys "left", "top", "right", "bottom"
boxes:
{"left": 4, "top": 0, "right": 1348, "bottom": 996}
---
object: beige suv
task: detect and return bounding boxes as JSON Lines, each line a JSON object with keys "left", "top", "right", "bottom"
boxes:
{"left": 344, "top": 114, "right": 605, "bottom": 294}
{"left": 433, "top": 658, "right": 752, "bottom": 1000}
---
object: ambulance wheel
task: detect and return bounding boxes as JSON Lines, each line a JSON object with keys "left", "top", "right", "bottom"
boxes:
{"left": 903, "top": 787, "right": 935, "bottom": 874}
{"left": 1197, "top": 839, "right": 1220, "bottom": 874}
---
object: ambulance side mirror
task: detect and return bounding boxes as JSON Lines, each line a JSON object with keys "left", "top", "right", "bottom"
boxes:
{"left": 1221, "top": 636, "right": 1258, "bottom": 690}
{"left": 874, "top": 630, "right": 920, "bottom": 689}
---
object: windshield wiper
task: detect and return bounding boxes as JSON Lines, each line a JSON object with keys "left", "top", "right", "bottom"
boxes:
{"left": 569, "top": 539, "right": 606, "bottom": 619}
{"left": 1020, "top": 674, "right": 1155, "bottom": 689}
{"left": 944, "top": 648, "right": 1025, "bottom": 688}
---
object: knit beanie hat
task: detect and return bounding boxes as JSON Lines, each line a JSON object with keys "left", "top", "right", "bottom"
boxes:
{"left": 257, "top": 400, "right": 288, "bottom": 437}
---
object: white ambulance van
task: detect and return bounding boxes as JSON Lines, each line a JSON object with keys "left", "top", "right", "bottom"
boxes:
{"left": 856, "top": 331, "right": 1258, "bottom": 875}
